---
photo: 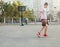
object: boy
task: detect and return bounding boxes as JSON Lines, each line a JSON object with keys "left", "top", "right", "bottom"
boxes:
{"left": 37, "top": 2, "right": 48, "bottom": 37}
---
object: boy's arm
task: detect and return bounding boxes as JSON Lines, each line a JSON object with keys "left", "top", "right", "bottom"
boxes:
{"left": 38, "top": 11, "right": 44, "bottom": 17}
{"left": 38, "top": 8, "right": 44, "bottom": 20}
{"left": 38, "top": 11, "right": 42, "bottom": 20}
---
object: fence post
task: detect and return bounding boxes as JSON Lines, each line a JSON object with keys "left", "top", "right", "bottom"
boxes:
{"left": 59, "top": 17, "right": 60, "bottom": 24}
{"left": 35, "top": 16, "right": 36, "bottom": 24}
{"left": 4, "top": 17, "right": 5, "bottom": 24}
{"left": 50, "top": 16, "right": 51, "bottom": 22}
{"left": 57, "top": 17, "right": 59, "bottom": 24}
{"left": 57, "top": 16, "right": 60, "bottom": 24}
{"left": 12, "top": 17, "right": 13, "bottom": 24}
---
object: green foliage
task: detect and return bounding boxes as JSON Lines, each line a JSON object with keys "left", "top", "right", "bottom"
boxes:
{"left": 1, "top": 1, "right": 35, "bottom": 21}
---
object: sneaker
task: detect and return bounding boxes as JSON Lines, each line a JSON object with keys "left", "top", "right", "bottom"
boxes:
{"left": 43, "top": 34, "right": 48, "bottom": 37}
{"left": 37, "top": 32, "right": 40, "bottom": 38}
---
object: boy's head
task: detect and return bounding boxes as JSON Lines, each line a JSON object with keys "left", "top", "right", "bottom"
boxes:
{"left": 44, "top": 2, "right": 48, "bottom": 8}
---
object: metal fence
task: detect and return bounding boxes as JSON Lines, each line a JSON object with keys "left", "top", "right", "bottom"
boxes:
{"left": 0, "top": 17, "right": 60, "bottom": 25}
{"left": 0, "top": 17, "right": 20, "bottom": 24}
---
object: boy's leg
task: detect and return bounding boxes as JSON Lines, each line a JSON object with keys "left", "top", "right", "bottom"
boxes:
{"left": 37, "top": 19, "right": 47, "bottom": 37}
{"left": 44, "top": 26, "right": 47, "bottom": 34}
{"left": 44, "top": 26, "right": 48, "bottom": 36}
{"left": 40, "top": 26, "right": 45, "bottom": 32}
{"left": 37, "top": 24, "right": 45, "bottom": 37}
{"left": 40, "top": 19, "right": 46, "bottom": 32}
{"left": 43, "top": 20, "right": 48, "bottom": 36}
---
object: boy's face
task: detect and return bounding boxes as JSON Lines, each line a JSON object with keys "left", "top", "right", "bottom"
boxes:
{"left": 44, "top": 5, "right": 48, "bottom": 8}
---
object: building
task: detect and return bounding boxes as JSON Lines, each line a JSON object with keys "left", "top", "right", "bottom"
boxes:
{"left": 33, "top": 0, "right": 60, "bottom": 22}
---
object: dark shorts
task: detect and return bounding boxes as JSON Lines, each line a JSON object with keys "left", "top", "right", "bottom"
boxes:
{"left": 41, "top": 19, "right": 47, "bottom": 26}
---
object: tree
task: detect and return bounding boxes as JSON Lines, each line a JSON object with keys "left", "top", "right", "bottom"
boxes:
{"left": 1, "top": 1, "right": 35, "bottom": 21}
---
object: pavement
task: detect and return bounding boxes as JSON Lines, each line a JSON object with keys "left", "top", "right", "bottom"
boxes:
{"left": 0, "top": 24, "right": 60, "bottom": 47}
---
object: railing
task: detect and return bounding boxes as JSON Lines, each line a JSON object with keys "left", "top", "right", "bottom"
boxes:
{"left": 0, "top": 17, "right": 20, "bottom": 24}
{"left": 0, "top": 17, "right": 60, "bottom": 25}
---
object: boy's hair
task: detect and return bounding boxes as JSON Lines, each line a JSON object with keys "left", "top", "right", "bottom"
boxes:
{"left": 44, "top": 2, "right": 48, "bottom": 5}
